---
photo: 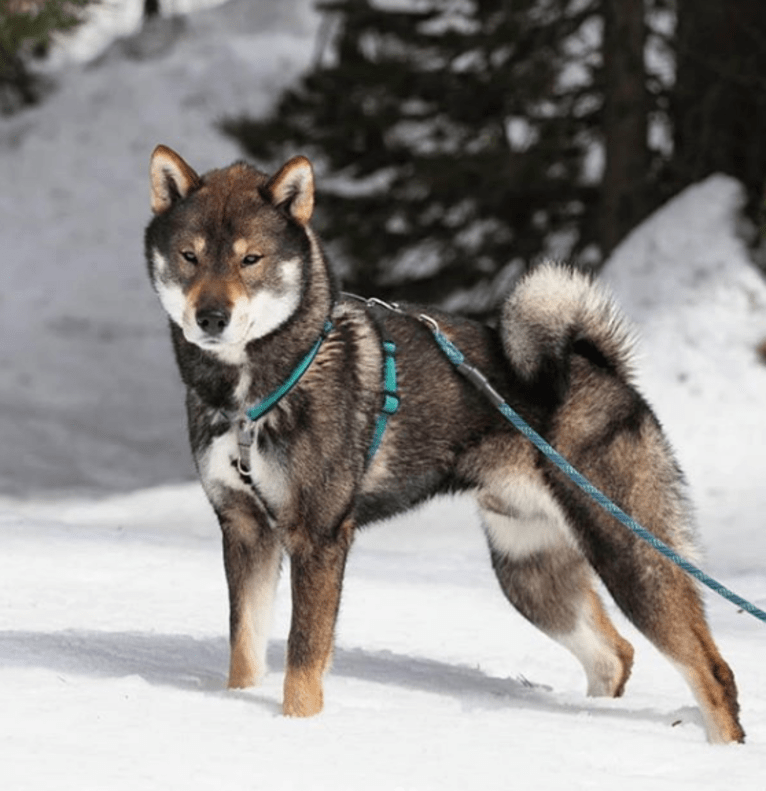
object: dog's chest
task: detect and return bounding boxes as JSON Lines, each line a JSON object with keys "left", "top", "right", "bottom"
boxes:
{"left": 200, "top": 419, "right": 288, "bottom": 512}
{"left": 198, "top": 370, "right": 289, "bottom": 512}
{"left": 241, "top": 421, "right": 288, "bottom": 510}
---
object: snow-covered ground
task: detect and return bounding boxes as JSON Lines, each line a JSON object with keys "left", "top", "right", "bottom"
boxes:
{"left": 2, "top": 490, "right": 765, "bottom": 790}
{"left": 1, "top": 1, "right": 766, "bottom": 788}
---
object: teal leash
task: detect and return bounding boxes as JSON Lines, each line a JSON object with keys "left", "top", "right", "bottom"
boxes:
{"left": 420, "top": 314, "right": 766, "bottom": 625}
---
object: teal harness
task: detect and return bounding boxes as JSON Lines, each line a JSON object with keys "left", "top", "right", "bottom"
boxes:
{"left": 244, "top": 319, "right": 334, "bottom": 423}
{"left": 367, "top": 338, "right": 400, "bottom": 460}
{"left": 235, "top": 310, "right": 399, "bottom": 474}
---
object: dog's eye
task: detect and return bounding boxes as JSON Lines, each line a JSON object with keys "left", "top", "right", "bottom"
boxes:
{"left": 242, "top": 254, "right": 263, "bottom": 267}
{"left": 181, "top": 250, "right": 198, "bottom": 264}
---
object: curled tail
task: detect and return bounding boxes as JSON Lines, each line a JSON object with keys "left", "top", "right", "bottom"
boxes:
{"left": 500, "top": 262, "right": 636, "bottom": 384}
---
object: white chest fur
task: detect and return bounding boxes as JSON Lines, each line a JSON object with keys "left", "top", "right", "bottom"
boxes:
{"left": 199, "top": 419, "right": 288, "bottom": 513}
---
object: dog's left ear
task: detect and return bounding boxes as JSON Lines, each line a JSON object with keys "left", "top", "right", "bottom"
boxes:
{"left": 266, "top": 156, "right": 315, "bottom": 226}
{"left": 150, "top": 145, "right": 201, "bottom": 215}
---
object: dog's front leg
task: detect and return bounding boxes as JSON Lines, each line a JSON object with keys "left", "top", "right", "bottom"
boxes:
{"left": 283, "top": 518, "right": 354, "bottom": 717}
{"left": 217, "top": 499, "right": 282, "bottom": 689}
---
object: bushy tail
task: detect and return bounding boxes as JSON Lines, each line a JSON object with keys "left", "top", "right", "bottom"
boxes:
{"left": 500, "top": 262, "right": 636, "bottom": 383}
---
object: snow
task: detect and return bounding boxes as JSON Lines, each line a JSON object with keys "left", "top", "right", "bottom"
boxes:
{"left": 1, "top": 0, "right": 765, "bottom": 787}
{"left": 602, "top": 176, "right": 766, "bottom": 573}
{"left": 2, "top": 489, "right": 766, "bottom": 789}
{"left": 0, "top": 0, "right": 320, "bottom": 495}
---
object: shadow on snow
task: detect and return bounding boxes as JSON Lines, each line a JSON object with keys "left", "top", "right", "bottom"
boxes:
{"left": 0, "top": 628, "right": 701, "bottom": 731}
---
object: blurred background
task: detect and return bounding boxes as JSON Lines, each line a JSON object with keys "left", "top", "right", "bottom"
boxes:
{"left": 1, "top": 0, "right": 765, "bottom": 507}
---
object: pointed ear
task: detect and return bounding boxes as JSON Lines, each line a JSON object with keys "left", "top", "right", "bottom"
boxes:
{"left": 266, "top": 156, "right": 315, "bottom": 225}
{"left": 150, "top": 145, "right": 201, "bottom": 215}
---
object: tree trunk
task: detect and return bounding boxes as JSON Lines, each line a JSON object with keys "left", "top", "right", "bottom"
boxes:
{"left": 600, "top": 0, "right": 650, "bottom": 256}
{"left": 673, "top": 0, "right": 766, "bottom": 211}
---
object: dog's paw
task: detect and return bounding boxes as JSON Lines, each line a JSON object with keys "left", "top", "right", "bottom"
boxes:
{"left": 283, "top": 668, "right": 324, "bottom": 717}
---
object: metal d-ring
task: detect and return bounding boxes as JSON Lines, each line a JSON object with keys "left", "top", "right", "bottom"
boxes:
{"left": 417, "top": 313, "right": 440, "bottom": 333}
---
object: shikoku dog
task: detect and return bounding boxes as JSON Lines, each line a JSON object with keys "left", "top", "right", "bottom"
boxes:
{"left": 145, "top": 145, "right": 744, "bottom": 743}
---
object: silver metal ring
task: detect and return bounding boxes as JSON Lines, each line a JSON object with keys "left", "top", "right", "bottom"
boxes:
{"left": 418, "top": 313, "right": 440, "bottom": 333}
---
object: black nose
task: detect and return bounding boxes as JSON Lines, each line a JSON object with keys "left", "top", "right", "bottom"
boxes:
{"left": 196, "top": 308, "right": 230, "bottom": 336}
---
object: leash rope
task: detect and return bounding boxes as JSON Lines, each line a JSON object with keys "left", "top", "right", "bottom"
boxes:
{"left": 420, "top": 315, "right": 766, "bottom": 625}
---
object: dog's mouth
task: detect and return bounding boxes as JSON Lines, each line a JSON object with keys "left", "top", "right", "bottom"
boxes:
{"left": 197, "top": 335, "right": 225, "bottom": 348}
{"left": 183, "top": 316, "right": 257, "bottom": 354}
{"left": 184, "top": 325, "right": 242, "bottom": 350}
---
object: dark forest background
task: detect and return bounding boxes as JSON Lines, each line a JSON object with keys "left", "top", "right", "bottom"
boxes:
{"left": 223, "top": 0, "right": 766, "bottom": 316}
{"left": 4, "top": 0, "right": 766, "bottom": 317}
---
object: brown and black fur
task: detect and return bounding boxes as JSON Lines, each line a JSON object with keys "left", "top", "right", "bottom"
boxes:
{"left": 145, "top": 145, "right": 744, "bottom": 742}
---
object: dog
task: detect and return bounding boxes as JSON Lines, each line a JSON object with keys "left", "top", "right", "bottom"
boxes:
{"left": 144, "top": 145, "right": 744, "bottom": 743}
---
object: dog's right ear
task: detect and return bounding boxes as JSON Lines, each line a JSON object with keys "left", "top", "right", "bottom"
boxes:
{"left": 150, "top": 145, "right": 201, "bottom": 215}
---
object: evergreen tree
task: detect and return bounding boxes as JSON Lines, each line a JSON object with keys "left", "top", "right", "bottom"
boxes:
{"left": 600, "top": 0, "right": 651, "bottom": 254}
{"left": 223, "top": 0, "right": 670, "bottom": 314}
{"left": 224, "top": 0, "right": 613, "bottom": 314}
{"left": 0, "top": 0, "right": 95, "bottom": 113}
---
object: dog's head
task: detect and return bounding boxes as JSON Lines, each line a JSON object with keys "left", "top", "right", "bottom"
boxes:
{"left": 145, "top": 145, "right": 316, "bottom": 358}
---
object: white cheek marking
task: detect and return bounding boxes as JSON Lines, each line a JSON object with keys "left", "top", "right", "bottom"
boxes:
{"left": 151, "top": 250, "right": 186, "bottom": 327}
{"left": 478, "top": 476, "right": 576, "bottom": 560}
{"left": 152, "top": 251, "right": 303, "bottom": 361}
{"left": 240, "top": 257, "right": 302, "bottom": 342}
{"left": 152, "top": 249, "right": 214, "bottom": 350}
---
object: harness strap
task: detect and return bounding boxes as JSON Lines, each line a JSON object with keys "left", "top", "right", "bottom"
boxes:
{"left": 234, "top": 302, "right": 400, "bottom": 473}
{"left": 368, "top": 339, "right": 400, "bottom": 461}
{"left": 234, "top": 319, "right": 333, "bottom": 477}
{"left": 246, "top": 319, "right": 334, "bottom": 422}
{"left": 342, "top": 293, "right": 403, "bottom": 463}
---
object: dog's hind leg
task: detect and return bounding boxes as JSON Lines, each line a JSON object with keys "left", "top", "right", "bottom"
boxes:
{"left": 282, "top": 517, "right": 354, "bottom": 717}
{"left": 571, "top": 504, "right": 745, "bottom": 743}
{"left": 555, "top": 418, "right": 745, "bottom": 743}
{"left": 218, "top": 499, "right": 282, "bottom": 689}
{"left": 478, "top": 481, "right": 634, "bottom": 698}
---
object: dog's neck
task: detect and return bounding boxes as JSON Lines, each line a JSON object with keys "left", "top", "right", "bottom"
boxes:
{"left": 237, "top": 232, "right": 336, "bottom": 408}
{"left": 236, "top": 298, "right": 333, "bottom": 409}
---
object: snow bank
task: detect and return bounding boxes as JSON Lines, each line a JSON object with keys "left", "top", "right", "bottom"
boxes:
{"left": 0, "top": 0, "right": 320, "bottom": 494}
{"left": 1, "top": 2, "right": 765, "bottom": 786}
{"left": 603, "top": 176, "right": 766, "bottom": 572}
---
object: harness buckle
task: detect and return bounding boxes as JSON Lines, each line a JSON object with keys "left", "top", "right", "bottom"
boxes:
{"left": 236, "top": 418, "right": 256, "bottom": 476}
